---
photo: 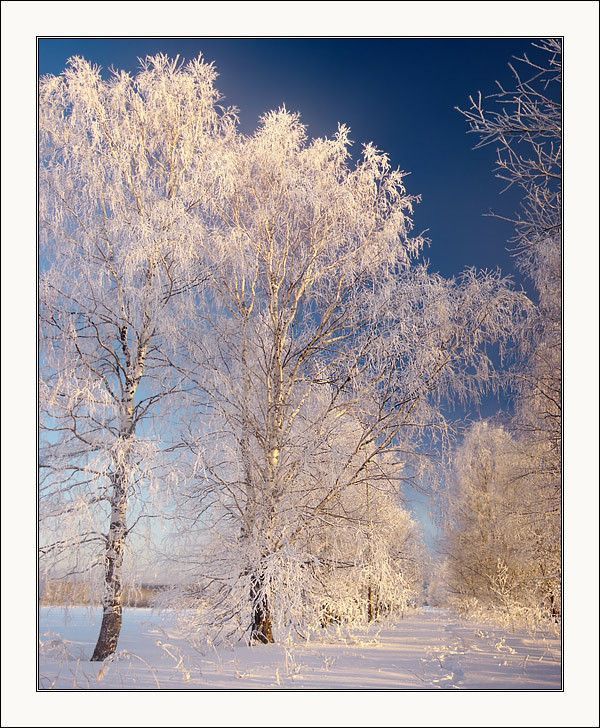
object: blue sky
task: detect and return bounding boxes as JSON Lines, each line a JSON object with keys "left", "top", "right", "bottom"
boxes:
{"left": 38, "top": 37, "right": 542, "bottom": 547}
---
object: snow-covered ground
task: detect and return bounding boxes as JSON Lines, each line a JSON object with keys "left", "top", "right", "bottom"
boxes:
{"left": 38, "top": 607, "right": 561, "bottom": 690}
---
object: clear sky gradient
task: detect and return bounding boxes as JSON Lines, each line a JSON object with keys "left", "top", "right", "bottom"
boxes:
{"left": 38, "top": 37, "right": 543, "bottom": 547}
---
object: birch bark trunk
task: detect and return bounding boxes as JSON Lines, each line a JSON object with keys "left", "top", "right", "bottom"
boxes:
{"left": 91, "top": 470, "right": 128, "bottom": 661}
{"left": 91, "top": 331, "right": 145, "bottom": 660}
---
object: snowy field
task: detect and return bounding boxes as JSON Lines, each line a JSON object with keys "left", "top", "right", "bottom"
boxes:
{"left": 39, "top": 607, "right": 561, "bottom": 690}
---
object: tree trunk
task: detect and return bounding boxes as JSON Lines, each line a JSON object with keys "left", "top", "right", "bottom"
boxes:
{"left": 91, "top": 602, "right": 123, "bottom": 662}
{"left": 91, "top": 478, "right": 127, "bottom": 661}
{"left": 249, "top": 572, "right": 274, "bottom": 644}
{"left": 91, "top": 330, "right": 142, "bottom": 661}
{"left": 549, "top": 591, "right": 560, "bottom": 623}
{"left": 367, "top": 583, "right": 374, "bottom": 622}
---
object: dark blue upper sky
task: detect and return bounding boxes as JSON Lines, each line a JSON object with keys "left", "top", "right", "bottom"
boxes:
{"left": 39, "top": 37, "right": 537, "bottom": 289}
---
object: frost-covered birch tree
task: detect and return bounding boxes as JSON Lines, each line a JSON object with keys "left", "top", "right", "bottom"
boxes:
{"left": 459, "top": 38, "right": 561, "bottom": 500}
{"left": 169, "top": 109, "right": 527, "bottom": 644}
{"left": 455, "top": 39, "right": 562, "bottom": 622}
{"left": 39, "top": 54, "right": 235, "bottom": 660}
{"left": 442, "top": 421, "right": 560, "bottom": 626}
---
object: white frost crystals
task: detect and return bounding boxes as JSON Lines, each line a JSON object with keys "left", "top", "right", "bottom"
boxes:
{"left": 443, "top": 40, "right": 562, "bottom": 629}
{"left": 39, "top": 53, "right": 236, "bottom": 660}
{"left": 39, "top": 52, "right": 529, "bottom": 659}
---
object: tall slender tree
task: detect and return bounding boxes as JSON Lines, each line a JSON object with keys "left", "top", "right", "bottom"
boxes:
{"left": 456, "top": 39, "right": 562, "bottom": 622}
{"left": 39, "top": 54, "right": 235, "bottom": 660}
{"left": 458, "top": 38, "right": 561, "bottom": 496}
